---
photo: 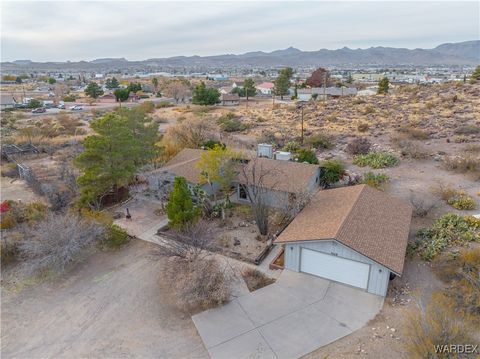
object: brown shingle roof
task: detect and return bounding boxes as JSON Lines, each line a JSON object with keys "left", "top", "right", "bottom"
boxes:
{"left": 159, "top": 148, "right": 205, "bottom": 184}
{"left": 275, "top": 185, "right": 412, "bottom": 274}
{"left": 237, "top": 157, "right": 319, "bottom": 194}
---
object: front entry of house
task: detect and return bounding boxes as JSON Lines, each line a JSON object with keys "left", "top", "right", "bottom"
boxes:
{"left": 300, "top": 248, "right": 370, "bottom": 289}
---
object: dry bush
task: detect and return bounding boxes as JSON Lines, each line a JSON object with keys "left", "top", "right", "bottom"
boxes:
{"left": 398, "top": 125, "right": 429, "bottom": 140}
{"left": 454, "top": 125, "right": 480, "bottom": 135}
{"left": 346, "top": 137, "right": 371, "bottom": 155}
{"left": 357, "top": 122, "right": 369, "bottom": 132}
{"left": 433, "top": 247, "right": 480, "bottom": 320}
{"left": 464, "top": 144, "right": 480, "bottom": 153}
{"left": 393, "top": 138, "right": 430, "bottom": 159}
{"left": 164, "top": 257, "right": 231, "bottom": 312}
{"left": 443, "top": 154, "right": 479, "bottom": 174}
{"left": 242, "top": 267, "right": 275, "bottom": 292}
{"left": 404, "top": 292, "right": 475, "bottom": 359}
{"left": 410, "top": 192, "right": 438, "bottom": 217}
{"left": 18, "top": 213, "right": 105, "bottom": 274}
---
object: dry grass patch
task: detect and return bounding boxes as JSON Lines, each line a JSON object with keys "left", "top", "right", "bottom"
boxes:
{"left": 241, "top": 267, "right": 275, "bottom": 292}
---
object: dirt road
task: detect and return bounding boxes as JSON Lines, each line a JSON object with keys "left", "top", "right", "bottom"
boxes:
{"left": 1, "top": 240, "right": 208, "bottom": 359}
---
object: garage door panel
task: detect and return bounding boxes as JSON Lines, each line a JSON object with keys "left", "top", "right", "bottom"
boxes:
{"left": 300, "top": 248, "right": 369, "bottom": 289}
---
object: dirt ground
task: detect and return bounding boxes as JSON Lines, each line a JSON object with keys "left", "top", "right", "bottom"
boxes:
{"left": 0, "top": 177, "right": 44, "bottom": 203}
{"left": 1, "top": 240, "right": 208, "bottom": 359}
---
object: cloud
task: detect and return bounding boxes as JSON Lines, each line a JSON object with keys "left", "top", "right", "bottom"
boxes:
{"left": 1, "top": 1, "right": 478, "bottom": 61}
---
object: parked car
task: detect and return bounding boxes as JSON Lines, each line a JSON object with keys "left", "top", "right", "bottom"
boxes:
{"left": 31, "top": 107, "right": 46, "bottom": 113}
{"left": 69, "top": 105, "right": 83, "bottom": 111}
{"left": 57, "top": 104, "right": 66, "bottom": 109}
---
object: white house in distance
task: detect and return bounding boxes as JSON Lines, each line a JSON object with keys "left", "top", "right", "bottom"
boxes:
{"left": 256, "top": 82, "right": 274, "bottom": 95}
{"left": 276, "top": 185, "right": 412, "bottom": 296}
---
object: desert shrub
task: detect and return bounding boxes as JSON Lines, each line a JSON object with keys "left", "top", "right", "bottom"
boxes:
{"left": 305, "top": 133, "right": 333, "bottom": 149}
{"left": 1, "top": 201, "right": 48, "bottom": 229}
{"left": 353, "top": 151, "right": 399, "bottom": 169}
{"left": 0, "top": 163, "right": 18, "bottom": 178}
{"left": 242, "top": 267, "right": 275, "bottom": 292}
{"left": 404, "top": 292, "right": 474, "bottom": 359}
{"left": 434, "top": 184, "right": 477, "bottom": 210}
{"left": 443, "top": 154, "right": 479, "bottom": 173}
{"left": 415, "top": 214, "right": 480, "bottom": 260}
{"left": 202, "top": 139, "right": 225, "bottom": 150}
{"left": 464, "top": 143, "right": 480, "bottom": 153}
{"left": 165, "top": 257, "right": 230, "bottom": 312}
{"left": 447, "top": 193, "right": 477, "bottom": 210}
{"left": 138, "top": 101, "right": 155, "bottom": 113}
{"left": 401, "top": 141, "right": 430, "bottom": 159}
{"left": 398, "top": 125, "right": 429, "bottom": 140}
{"left": 410, "top": 194, "right": 438, "bottom": 218}
{"left": 0, "top": 231, "right": 22, "bottom": 264}
{"left": 454, "top": 135, "right": 469, "bottom": 143}
{"left": 103, "top": 224, "right": 129, "bottom": 249}
{"left": 434, "top": 247, "right": 480, "bottom": 320}
{"left": 320, "top": 159, "right": 344, "bottom": 187}
{"left": 346, "top": 137, "right": 371, "bottom": 155}
{"left": 283, "top": 140, "right": 301, "bottom": 153}
{"left": 362, "top": 171, "right": 389, "bottom": 189}
{"left": 363, "top": 105, "right": 375, "bottom": 114}
{"left": 357, "top": 122, "right": 369, "bottom": 132}
{"left": 295, "top": 148, "right": 319, "bottom": 164}
{"left": 217, "top": 113, "right": 246, "bottom": 132}
{"left": 155, "top": 101, "right": 174, "bottom": 108}
{"left": 454, "top": 125, "right": 480, "bottom": 135}
{"left": 63, "top": 94, "right": 77, "bottom": 102}
{"left": 18, "top": 213, "right": 105, "bottom": 273}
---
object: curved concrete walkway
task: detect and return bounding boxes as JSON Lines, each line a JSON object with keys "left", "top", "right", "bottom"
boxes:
{"left": 193, "top": 270, "right": 384, "bottom": 359}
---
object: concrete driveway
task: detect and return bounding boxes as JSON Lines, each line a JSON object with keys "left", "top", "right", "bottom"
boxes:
{"left": 193, "top": 270, "right": 383, "bottom": 359}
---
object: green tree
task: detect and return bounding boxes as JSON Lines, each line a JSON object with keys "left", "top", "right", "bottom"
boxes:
{"left": 114, "top": 88, "right": 130, "bottom": 106}
{"left": 273, "top": 74, "right": 290, "bottom": 100}
{"left": 152, "top": 77, "right": 159, "bottom": 92}
{"left": 377, "top": 77, "right": 389, "bottom": 94}
{"left": 295, "top": 148, "right": 319, "bottom": 164}
{"left": 28, "top": 99, "right": 42, "bottom": 108}
{"left": 469, "top": 65, "right": 480, "bottom": 84}
{"left": 192, "top": 81, "right": 220, "bottom": 105}
{"left": 243, "top": 78, "right": 256, "bottom": 101}
{"left": 106, "top": 77, "right": 120, "bottom": 89}
{"left": 74, "top": 109, "right": 158, "bottom": 207}
{"left": 85, "top": 81, "right": 104, "bottom": 99}
{"left": 48, "top": 77, "right": 56, "bottom": 85}
{"left": 15, "top": 76, "right": 22, "bottom": 84}
{"left": 279, "top": 67, "right": 293, "bottom": 80}
{"left": 346, "top": 73, "right": 353, "bottom": 84}
{"left": 197, "top": 145, "right": 239, "bottom": 202}
{"left": 320, "top": 159, "right": 345, "bottom": 188}
{"left": 166, "top": 177, "right": 200, "bottom": 230}
{"left": 127, "top": 82, "right": 142, "bottom": 93}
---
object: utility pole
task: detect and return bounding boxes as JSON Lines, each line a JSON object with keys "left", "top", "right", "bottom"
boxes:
{"left": 323, "top": 72, "right": 326, "bottom": 102}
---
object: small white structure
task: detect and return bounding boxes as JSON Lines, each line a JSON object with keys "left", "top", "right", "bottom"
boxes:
{"left": 275, "top": 151, "right": 292, "bottom": 161}
{"left": 257, "top": 143, "right": 273, "bottom": 159}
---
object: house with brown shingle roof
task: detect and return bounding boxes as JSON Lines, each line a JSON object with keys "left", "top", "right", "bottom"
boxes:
{"left": 276, "top": 184, "right": 412, "bottom": 296}
{"left": 232, "top": 157, "right": 321, "bottom": 209}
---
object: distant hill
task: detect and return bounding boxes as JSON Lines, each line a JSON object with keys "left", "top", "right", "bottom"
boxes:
{"left": 2, "top": 40, "right": 478, "bottom": 71}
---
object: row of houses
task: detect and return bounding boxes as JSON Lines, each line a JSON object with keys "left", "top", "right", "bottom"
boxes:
{"left": 146, "top": 146, "right": 412, "bottom": 297}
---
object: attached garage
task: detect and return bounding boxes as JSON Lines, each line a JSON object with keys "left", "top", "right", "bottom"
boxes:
{"left": 275, "top": 185, "right": 413, "bottom": 297}
{"left": 300, "top": 248, "right": 369, "bottom": 289}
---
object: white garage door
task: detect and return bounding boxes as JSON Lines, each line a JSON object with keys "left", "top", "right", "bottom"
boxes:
{"left": 300, "top": 248, "right": 370, "bottom": 289}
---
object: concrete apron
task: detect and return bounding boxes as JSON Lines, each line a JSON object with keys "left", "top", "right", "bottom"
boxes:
{"left": 192, "top": 270, "right": 384, "bottom": 359}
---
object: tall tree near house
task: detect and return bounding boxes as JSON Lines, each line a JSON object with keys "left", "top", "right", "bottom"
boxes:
{"left": 74, "top": 108, "right": 159, "bottom": 207}
{"left": 377, "top": 77, "right": 390, "bottom": 94}
{"left": 152, "top": 77, "right": 159, "bottom": 92}
{"left": 166, "top": 177, "right": 200, "bottom": 231}
{"left": 197, "top": 145, "right": 239, "bottom": 203}
{"left": 279, "top": 67, "right": 294, "bottom": 81}
{"left": 74, "top": 113, "right": 137, "bottom": 207}
{"left": 273, "top": 74, "right": 290, "bottom": 100}
{"left": 106, "top": 77, "right": 120, "bottom": 89}
{"left": 239, "top": 157, "right": 280, "bottom": 235}
{"left": 243, "top": 78, "right": 257, "bottom": 102}
{"left": 192, "top": 81, "right": 220, "bottom": 105}
{"left": 114, "top": 88, "right": 130, "bottom": 107}
{"left": 85, "top": 81, "right": 104, "bottom": 99}
{"left": 164, "top": 79, "right": 190, "bottom": 103}
{"left": 127, "top": 82, "right": 142, "bottom": 93}
{"left": 306, "top": 67, "right": 331, "bottom": 87}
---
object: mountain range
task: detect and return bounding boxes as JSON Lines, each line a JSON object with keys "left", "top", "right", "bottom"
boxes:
{"left": 2, "top": 41, "right": 478, "bottom": 71}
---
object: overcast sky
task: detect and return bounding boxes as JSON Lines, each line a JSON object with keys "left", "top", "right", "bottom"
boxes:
{"left": 1, "top": 1, "right": 478, "bottom": 62}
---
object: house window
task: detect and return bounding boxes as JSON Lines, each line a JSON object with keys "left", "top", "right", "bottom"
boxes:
{"left": 239, "top": 185, "right": 248, "bottom": 200}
